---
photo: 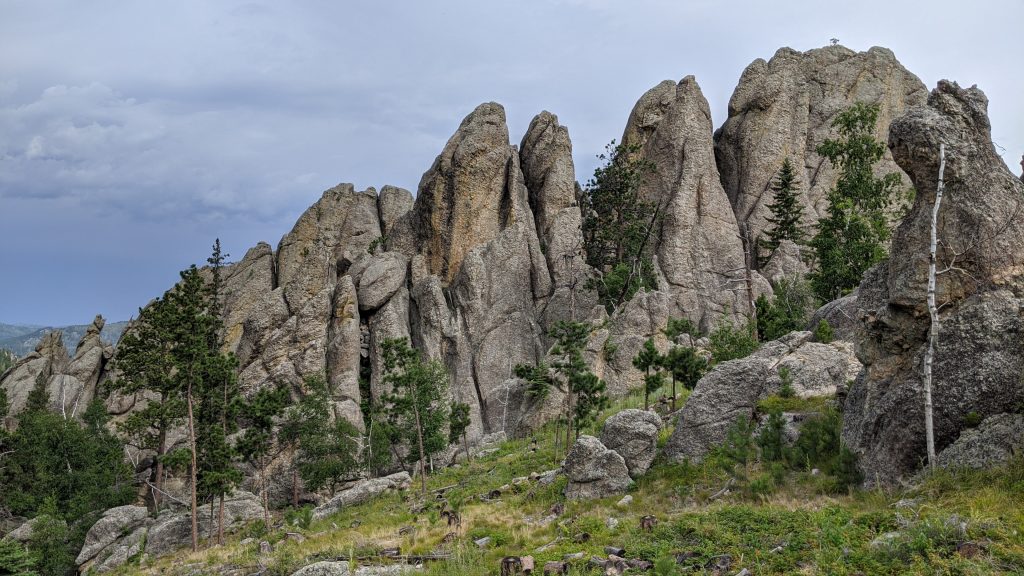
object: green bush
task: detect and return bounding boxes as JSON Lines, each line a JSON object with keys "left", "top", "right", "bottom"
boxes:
{"left": 708, "top": 320, "right": 759, "bottom": 364}
{"left": 757, "top": 409, "right": 788, "bottom": 464}
{"left": 813, "top": 319, "right": 834, "bottom": 344}
{"left": 962, "top": 411, "right": 983, "bottom": 428}
{"left": 755, "top": 279, "right": 816, "bottom": 342}
{"left": 778, "top": 367, "right": 795, "bottom": 398}
{"left": 791, "top": 409, "right": 863, "bottom": 492}
{"left": 0, "top": 538, "right": 35, "bottom": 576}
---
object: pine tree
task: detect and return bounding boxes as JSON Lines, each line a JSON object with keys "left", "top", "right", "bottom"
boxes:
{"left": 581, "top": 141, "right": 660, "bottom": 311}
{"left": 632, "top": 338, "right": 661, "bottom": 411}
{"left": 810, "top": 103, "right": 903, "bottom": 302}
{"left": 449, "top": 401, "right": 471, "bottom": 461}
{"left": 659, "top": 345, "right": 706, "bottom": 411}
{"left": 381, "top": 338, "right": 450, "bottom": 495}
{"left": 236, "top": 383, "right": 290, "bottom": 529}
{"left": 112, "top": 294, "right": 186, "bottom": 514}
{"left": 549, "top": 321, "right": 608, "bottom": 443}
{"left": 762, "top": 158, "right": 807, "bottom": 260}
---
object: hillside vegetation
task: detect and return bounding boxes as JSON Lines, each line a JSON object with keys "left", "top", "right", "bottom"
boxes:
{"left": 111, "top": 389, "right": 1024, "bottom": 576}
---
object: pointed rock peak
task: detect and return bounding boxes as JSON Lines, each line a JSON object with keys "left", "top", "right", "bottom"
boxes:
{"left": 399, "top": 101, "right": 524, "bottom": 283}
{"left": 37, "top": 330, "right": 67, "bottom": 356}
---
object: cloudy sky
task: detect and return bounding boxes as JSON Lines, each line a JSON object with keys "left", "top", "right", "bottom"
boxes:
{"left": 1, "top": 0, "right": 1021, "bottom": 326}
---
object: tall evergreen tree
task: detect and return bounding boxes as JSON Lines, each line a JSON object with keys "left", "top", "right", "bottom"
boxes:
{"left": 448, "top": 401, "right": 471, "bottom": 461}
{"left": 580, "top": 141, "right": 660, "bottom": 311}
{"left": 549, "top": 321, "right": 608, "bottom": 443}
{"left": 761, "top": 158, "right": 807, "bottom": 260}
{"left": 112, "top": 295, "right": 186, "bottom": 514}
{"left": 381, "top": 338, "right": 450, "bottom": 495}
{"left": 810, "top": 103, "right": 903, "bottom": 301}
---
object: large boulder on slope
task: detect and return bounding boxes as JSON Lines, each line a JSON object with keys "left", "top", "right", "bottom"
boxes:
{"left": 665, "top": 331, "right": 860, "bottom": 463}
{"left": 564, "top": 435, "right": 632, "bottom": 500}
{"left": 312, "top": 472, "right": 412, "bottom": 520}
{"left": 600, "top": 409, "right": 662, "bottom": 478}
{"left": 936, "top": 413, "right": 1024, "bottom": 471}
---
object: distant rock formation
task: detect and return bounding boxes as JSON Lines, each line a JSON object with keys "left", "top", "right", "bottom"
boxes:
{"left": 843, "top": 80, "right": 1024, "bottom": 484}
{"left": 715, "top": 45, "right": 927, "bottom": 252}
{"left": 0, "top": 315, "right": 112, "bottom": 421}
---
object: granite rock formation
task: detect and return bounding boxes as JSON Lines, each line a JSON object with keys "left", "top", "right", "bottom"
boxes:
{"left": 715, "top": 45, "right": 927, "bottom": 250}
{"left": 842, "top": 80, "right": 1024, "bottom": 484}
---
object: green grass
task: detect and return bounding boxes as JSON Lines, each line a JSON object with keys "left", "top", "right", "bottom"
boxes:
{"left": 110, "top": 389, "right": 1024, "bottom": 576}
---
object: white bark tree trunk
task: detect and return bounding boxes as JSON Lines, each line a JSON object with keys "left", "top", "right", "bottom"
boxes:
{"left": 923, "top": 143, "right": 946, "bottom": 471}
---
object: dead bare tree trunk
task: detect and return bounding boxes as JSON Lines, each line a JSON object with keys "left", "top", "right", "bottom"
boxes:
{"left": 923, "top": 143, "right": 945, "bottom": 471}
{"left": 186, "top": 383, "right": 199, "bottom": 552}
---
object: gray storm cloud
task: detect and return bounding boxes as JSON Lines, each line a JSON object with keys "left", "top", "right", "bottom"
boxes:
{"left": 1, "top": 0, "right": 1021, "bottom": 325}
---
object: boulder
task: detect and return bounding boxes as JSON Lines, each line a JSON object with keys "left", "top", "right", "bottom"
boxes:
{"left": 563, "top": 435, "right": 631, "bottom": 500}
{"left": 75, "top": 505, "right": 150, "bottom": 567}
{"left": 355, "top": 251, "right": 409, "bottom": 311}
{"left": 600, "top": 409, "right": 662, "bottom": 478}
{"left": 665, "top": 331, "right": 858, "bottom": 462}
{"left": 761, "top": 240, "right": 808, "bottom": 286}
{"left": 5, "top": 515, "right": 65, "bottom": 544}
{"left": 936, "top": 413, "right": 1024, "bottom": 471}
{"left": 715, "top": 45, "right": 927, "bottom": 244}
{"left": 144, "top": 491, "right": 264, "bottom": 558}
{"left": 313, "top": 472, "right": 412, "bottom": 520}
{"left": 292, "top": 562, "right": 350, "bottom": 576}
{"left": 843, "top": 81, "right": 1024, "bottom": 484}
{"left": 808, "top": 292, "right": 860, "bottom": 342}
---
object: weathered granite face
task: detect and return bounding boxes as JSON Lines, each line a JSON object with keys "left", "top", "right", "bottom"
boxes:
{"left": 621, "top": 76, "right": 752, "bottom": 332}
{"left": 715, "top": 45, "right": 927, "bottom": 248}
{"left": 843, "top": 81, "right": 1024, "bottom": 485}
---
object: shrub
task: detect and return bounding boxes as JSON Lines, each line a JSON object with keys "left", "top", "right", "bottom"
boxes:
{"left": 757, "top": 409, "right": 788, "bottom": 464}
{"left": 962, "top": 411, "right": 983, "bottom": 429}
{"left": 791, "top": 409, "right": 863, "bottom": 492}
{"left": 708, "top": 320, "right": 759, "bottom": 364}
{"left": 813, "top": 319, "right": 834, "bottom": 344}
{"left": 778, "top": 366, "right": 795, "bottom": 398}
{"left": 755, "top": 279, "right": 816, "bottom": 342}
{"left": 0, "top": 538, "right": 35, "bottom": 576}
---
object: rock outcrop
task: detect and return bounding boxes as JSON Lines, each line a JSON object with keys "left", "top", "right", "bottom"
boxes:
{"left": 76, "top": 492, "right": 264, "bottom": 573}
{"left": 312, "top": 472, "right": 411, "bottom": 520}
{"left": 936, "top": 413, "right": 1024, "bottom": 471}
{"left": 843, "top": 81, "right": 1024, "bottom": 484}
{"left": 665, "top": 331, "right": 860, "bottom": 463}
{"left": 0, "top": 316, "right": 113, "bottom": 421}
{"left": 715, "top": 45, "right": 927, "bottom": 247}
{"left": 599, "top": 409, "right": 662, "bottom": 478}
{"left": 621, "top": 76, "right": 752, "bottom": 331}
{"left": 563, "top": 435, "right": 632, "bottom": 500}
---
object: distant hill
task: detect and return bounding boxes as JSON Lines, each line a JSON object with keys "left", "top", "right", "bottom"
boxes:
{"left": 0, "top": 320, "right": 129, "bottom": 358}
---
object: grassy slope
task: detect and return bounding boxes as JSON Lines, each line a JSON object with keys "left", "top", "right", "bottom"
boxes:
{"left": 112, "top": 388, "right": 1024, "bottom": 576}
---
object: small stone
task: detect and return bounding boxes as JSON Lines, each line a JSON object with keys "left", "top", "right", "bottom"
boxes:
{"left": 606, "top": 517, "right": 619, "bottom": 530}
{"left": 259, "top": 541, "right": 272, "bottom": 554}
{"left": 474, "top": 537, "right": 492, "bottom": 548}
{"left": 616, "top": 495, "right": 633, "bottom": 507}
